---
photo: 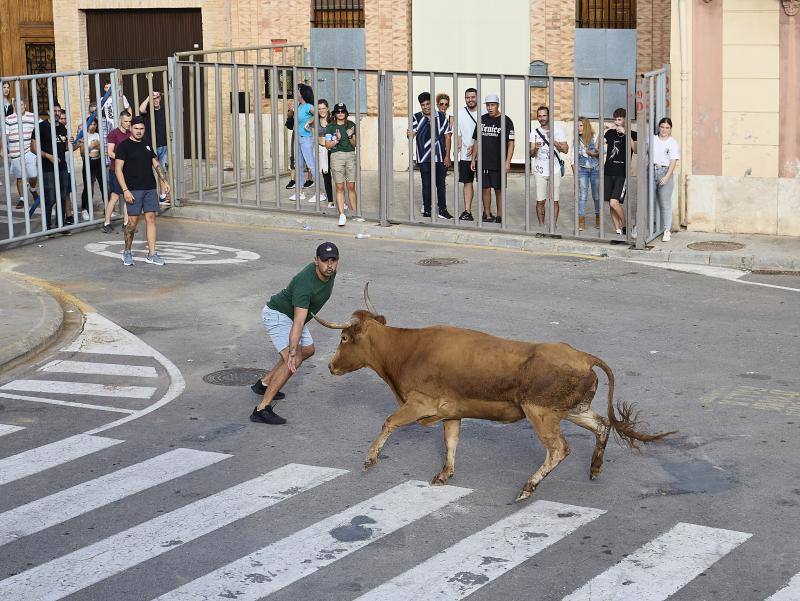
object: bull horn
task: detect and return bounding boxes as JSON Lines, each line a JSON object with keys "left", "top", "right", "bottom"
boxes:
{"left": 311, "top": 313, "right": 350, "bottom": 330}
{"left": 364, "top": 282, "right": 377, "bottom": 314}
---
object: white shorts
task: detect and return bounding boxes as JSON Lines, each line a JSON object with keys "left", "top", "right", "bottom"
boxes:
{"left": 261, "top": 305, "right": 313, "bottom": 352}
{"left": 10, "top": 152, "right": 37, "bottom": 180}
{"left": 533, "top": 170, "right": 562, "bottom": 203}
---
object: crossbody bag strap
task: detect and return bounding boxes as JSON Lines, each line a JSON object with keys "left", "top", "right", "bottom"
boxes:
{"left": 537, "top": 128, "right": 563, "bottom": 164}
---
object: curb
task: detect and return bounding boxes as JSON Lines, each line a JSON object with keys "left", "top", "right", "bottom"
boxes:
{"left": 0, "top": 273, "right": 64, "bottom": 372}
{"left": 167, "top": 204, "right": 796, "bottom": 271}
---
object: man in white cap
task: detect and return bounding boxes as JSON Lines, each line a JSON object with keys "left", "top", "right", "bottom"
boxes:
{"left": 470, "top": 93, "right": 514, "bottom": 224}
{"left": 250, "top": 242, "right": 339, "bottom": 425}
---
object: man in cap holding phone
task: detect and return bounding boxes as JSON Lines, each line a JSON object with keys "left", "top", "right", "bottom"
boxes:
{"left": 250, "top": 242, "right": 340, "bottom": 425}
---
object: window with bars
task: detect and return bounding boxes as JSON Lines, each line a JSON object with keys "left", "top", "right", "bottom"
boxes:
{"left": 576, "top": 0, "right": 636, "bottom": 29}
{"left": 311, "top": 0, "right": 365, "bottom": 28}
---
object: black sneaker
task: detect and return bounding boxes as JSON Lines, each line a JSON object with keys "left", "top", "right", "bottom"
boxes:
{"left": 64, "top": 216, "right": 74, "bottom": 226}
{"left": 250, "top": 405, "right": 287, "bottom": 425}
{"left": 494, "top": 215, "right": 502, "bottom": 224}
{"left": 285, "top": 179, "right": 296, "bottom": 189}
{"left": 482, "top": 213, "right": 495, "bottom": 223}
{"left": 459, "top": 211, "right": 474, "bottom": 221}
{"left": 438, "top": 209, "right": 454, "bottom": 220}
{"left": 303, "top": 179, "right": 315, "bottom": 189}
{"left": 102, "top": 223, "right": 114, "bottom": 234}
{"left": 250, "top": 379, "right": 285, "bottom": 400}
{"left": 421, "top": 210, "right": 432, "bottom": 218}
{"left": 621, "top": 226, "right": 627, "bottom": 235}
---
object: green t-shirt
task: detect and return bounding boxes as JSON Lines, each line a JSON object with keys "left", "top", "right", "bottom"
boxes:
{"left": 267, "top": 263, "right": 336, "bottom": 323}
{"left": 324, "top": 120, "right": 356, "bottom": 153}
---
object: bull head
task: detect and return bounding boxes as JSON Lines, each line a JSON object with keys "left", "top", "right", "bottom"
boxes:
{"left": 313, "top": 283, "right": 386, "bottom": 375}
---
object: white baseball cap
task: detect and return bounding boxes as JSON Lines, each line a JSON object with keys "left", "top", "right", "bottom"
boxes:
{"left": 484, "top": 93, "right": 500, "bottom": 104}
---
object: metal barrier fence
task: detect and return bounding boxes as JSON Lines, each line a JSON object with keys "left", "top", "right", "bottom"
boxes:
{"left": 172, "top": 61, "right": 644, "bottom": 245}
{"left": 1, "top": 69, "right": 119, "bottom": 246}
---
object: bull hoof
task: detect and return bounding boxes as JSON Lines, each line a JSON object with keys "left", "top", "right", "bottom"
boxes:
{"left": 515, "top": 485, "right": 535, "bottom": 502}
{"left": 430, "top": 473, "right": 451, "bottom": 486}
{"left": 590, "top": 465, "right": 603, "bottom": 480}
{"left": 363, "top": 457, "right": 378, "bottom": 471}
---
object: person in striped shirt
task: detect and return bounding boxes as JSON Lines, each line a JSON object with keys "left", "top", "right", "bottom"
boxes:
{"left": 3, "top": 98, "right": 40, "bottom": 211}
{"left": 407, "top": 92, "right": 453, "bottom": 219}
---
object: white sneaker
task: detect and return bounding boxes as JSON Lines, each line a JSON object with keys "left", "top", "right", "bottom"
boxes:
{"left": 338, "top": 213, "right": 347, "bottom": 227}
{"left": 327, "top": 202, "right": 336, "bottom": 209}
{"left": 289, "top": 193, "right": 305, "bottom": 201}
{"left": 353, "top": 216, "right": 366, "bottom": 222}
{"left": 81, "top": 210, "right": 90, "bottom": 221}
{"left": 663, "top": 229, "right": 671, "bottom": 242}
{"left": 306, "top": 195, "right": 317, "bottom": 203}
{"left": 615, "top": 228, "right": 622, "bottom": 235}
{"left": 319, "top": 193, "right": 327, "bottom": 202}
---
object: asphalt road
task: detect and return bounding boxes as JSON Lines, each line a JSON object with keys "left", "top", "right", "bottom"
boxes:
{"left": 0, "top": 216, "right": 798, "bottom": 601}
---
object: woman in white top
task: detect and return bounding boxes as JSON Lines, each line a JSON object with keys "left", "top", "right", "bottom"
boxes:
{"left": 75, "top": 118, "right": 105, "bottom": 220}
{"left": 652, "top": 117, "right": 680, "bottom": 241}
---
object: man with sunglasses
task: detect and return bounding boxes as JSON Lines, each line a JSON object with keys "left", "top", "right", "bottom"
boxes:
{"left": 407, "top": 92, "right": 453, "bottom": 220}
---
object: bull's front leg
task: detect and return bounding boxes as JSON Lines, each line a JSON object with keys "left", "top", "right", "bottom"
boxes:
{"left": 365, "top": 402, "right": 431, "bottom": 471}
{"left": 431, "top": 419, "right": 461, "bottom": 485}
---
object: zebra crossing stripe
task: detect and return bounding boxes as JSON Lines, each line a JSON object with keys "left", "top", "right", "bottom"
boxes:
{"left": 765, "top": 572, "right": 800, "bottom": 600}
{"left": 0, "top": 380, "right": 157, "bottom": 399}
{"left": 0, "top": 424, "right": 24, "bottom": 437}
{"left": 0, "top": 448, "right": 230, "bottom": 546}
{"left": 39, "top": 359, "right": 159, "bottom": 378}
{"left": 154, "top": 480, "right": 473, "bottom": 601}
{"left": 561, "top": 522, "right": 752, "bottom": 601}
{"left": 0, "top": 434, "right": 123, "bottom": 486}
{"left": 0, "top": 391, "right": 136, "bottom": 414}
{"left": 0, "top": 463, "right": 346, "bottom": 601}
{"left": 354, "top": 499, "right": 605, "bottom": 601}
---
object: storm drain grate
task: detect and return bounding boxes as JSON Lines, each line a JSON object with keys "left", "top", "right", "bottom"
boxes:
{"left": 203, "top": 367, "right": 264, "bottom": 386}
{"left": 416, "top": 257, "right": 465, "bottom": 267}
{"left": 686, "top": 241, "right": 746, "bottom": 252}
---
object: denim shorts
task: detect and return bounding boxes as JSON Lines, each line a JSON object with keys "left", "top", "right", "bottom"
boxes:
{"left": 261, "top": 305, "right": 313, "bottom": 352}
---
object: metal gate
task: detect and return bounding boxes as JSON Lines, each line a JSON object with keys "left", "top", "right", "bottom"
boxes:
{"left": 636, "top": 65, "right": 670, "bottom": 247}
{"left": 170, "top": 58, "right": 641, "bottom": 245}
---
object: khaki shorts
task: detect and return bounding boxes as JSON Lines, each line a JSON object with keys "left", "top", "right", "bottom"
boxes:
{"left": 330, "top": 151, "right": 356, "bottom": 184}
{"left": 533, "top": 170, "right": 561, "bottom": 203}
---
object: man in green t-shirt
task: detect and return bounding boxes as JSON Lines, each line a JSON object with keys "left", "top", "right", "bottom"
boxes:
{"left": 250, "top": 242, "right": 339, "bottom": 425}
{"left": 323, "top": 103, "right": 362, "bottom": 226}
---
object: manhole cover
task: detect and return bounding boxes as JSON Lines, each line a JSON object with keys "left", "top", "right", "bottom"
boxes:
{"left": 416, "top": 257, "right": 465, "bottom": 267}
{"left": 203, "top": 367, "right": 264, "bottom": 386}
{"left": 686, "top": 241, "right": 746, "bottom": 252}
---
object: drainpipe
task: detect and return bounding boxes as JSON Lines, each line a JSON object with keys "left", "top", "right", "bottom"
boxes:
{"left": 678, "top": 0, "right": 689, "bottom": 226}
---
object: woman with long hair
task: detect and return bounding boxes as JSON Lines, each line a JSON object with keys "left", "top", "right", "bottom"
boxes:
{"left": 652, "top": 117, "right": 680, "bottom": 241}
{"left": 315, "top": 99, "right": 334, "bottom": 207}
{"left": 290, "top": 83, "right": 316, "bottom": 201}
{"left": 575, "top": 116, "right": 600, "bottom": 231}
{"left": 75, "top": 118, "right": 106, "bottom": 221}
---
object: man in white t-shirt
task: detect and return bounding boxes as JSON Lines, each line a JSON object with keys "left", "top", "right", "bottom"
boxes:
{"left": 529, "top": 106, "right": 568, "bottom": 227}
{"left": 3, "top": 99, "right": 40, "bottom": 210}
{"left": 456, "top": 87, "right": 479, "bottom": 221}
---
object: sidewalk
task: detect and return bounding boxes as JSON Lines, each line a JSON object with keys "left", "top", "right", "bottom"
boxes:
{"left": 169, "top": 204, "right": 800, "bottom": 272}
{"left": 0, "top": 272, "right": 64, "bottom": 371}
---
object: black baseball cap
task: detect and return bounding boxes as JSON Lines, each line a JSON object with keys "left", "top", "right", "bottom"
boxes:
{"left": 316, "top": 242, "right": 339, "bottom": 261}
{"left": 332, "top": 102, "right": 348, "bottom": 115}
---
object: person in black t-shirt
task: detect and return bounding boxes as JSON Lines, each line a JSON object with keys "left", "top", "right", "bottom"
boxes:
{"left": 603, "top": 107, "right": 637, "bottom": 235}
{"left": 138, "top": 90, "right": 168, "bottom": 170}
{"left": 31, "top": 109, "right": 72, "bottom": 230}
{"left": 470, "top": 94, "right": 515, "bottom": 224}
{"left": 114, "top": 115, "right": 171, "bottom": 267}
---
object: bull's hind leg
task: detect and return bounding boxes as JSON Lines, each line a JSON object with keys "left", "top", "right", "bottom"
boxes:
{"left": 431, "top": 419, "right": 461, "bottom": 485}
{"left": 566, "top": 408, "right": 611, "bottom": 480}
{"left": 516, "top": 404, "right": 571, "bottom": 502}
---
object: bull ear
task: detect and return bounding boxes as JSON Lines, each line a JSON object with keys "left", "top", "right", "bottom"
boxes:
{"left": 373, "top": 315, "right": 387, "bottom": 325}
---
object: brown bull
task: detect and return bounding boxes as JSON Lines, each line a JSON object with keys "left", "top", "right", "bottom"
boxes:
{"left": 314, "top": 284, "right": 675, "bottom": 502}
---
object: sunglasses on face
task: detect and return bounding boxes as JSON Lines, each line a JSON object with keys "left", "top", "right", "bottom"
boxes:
{"left": 334, "top": 109, "right": 346, "bottom": 114}
{"left": 438, "top": 102, "right": 448, "bottom": 107}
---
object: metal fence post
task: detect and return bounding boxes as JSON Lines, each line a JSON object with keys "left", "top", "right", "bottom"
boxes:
{"left": 171, "top": 60, "right": 186, "bottom": 205}
{"left": 635, "top": 79, "right": 647, "bottom": 250}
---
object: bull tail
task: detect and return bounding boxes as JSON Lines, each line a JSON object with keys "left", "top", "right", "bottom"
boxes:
{"left": 590, "top": 355, "right": 676, "bottom": 450}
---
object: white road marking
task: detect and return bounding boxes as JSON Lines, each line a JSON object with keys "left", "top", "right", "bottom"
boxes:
{"left": 0, "top": 424, "right": 24, "bottom": 437}
{"left": 0, "top": 448, "right": 230, "bottom": 546}
{"left": 355, "top": 500, "right": 605, "bottom": 601}
{"left": 154, "top": 480, "right": 473, "bottom": 601}
{"left": 628, "top": 260, "right": 800, "bottom": 293}
{"left": 62, "top": 312, "right": 157, "bottom": 356}
{"left": 765, "top": 572, "right": 800, "bottom": 600}
{"left": 0, "top": 463, "right": 346, "bottom": 601}
{"left": 39, "top": 359, "right": 158, "bottom": 378}
{"left": 0, "top": 380, "right": 156, "bottom": 399}
{"left": 0, "top": 392, "right": 136, "bottom": 414}
{"left": 0, "top": 434, "right": 123, "bottom": 486}
{"left": 84, "top": 240, "right": 260, "bottom": 265}
{"left": 561, "top": 522, "right": 752, "bottom": 601}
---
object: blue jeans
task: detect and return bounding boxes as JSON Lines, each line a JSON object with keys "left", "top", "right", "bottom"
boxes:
{"left": 296, "top": 136, "right": 316, "bottom": 187}
{"left": 156, "top": 146, "right": 168, "bottom": 169}
{"left": 419, "top": 161, "right": 447, "bottom": 213}
{"left": 578, "top": 166, "right": 600, "bottom": 217}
